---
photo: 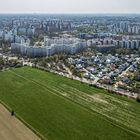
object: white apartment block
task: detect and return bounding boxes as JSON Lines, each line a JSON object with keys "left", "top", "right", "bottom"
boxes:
{"left": 11, "top": 37, "right": 86, "bottom": 57}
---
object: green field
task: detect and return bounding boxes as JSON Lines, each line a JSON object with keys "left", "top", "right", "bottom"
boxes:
{"left": 0, "top": 67, "right": 140, "bottom": 140}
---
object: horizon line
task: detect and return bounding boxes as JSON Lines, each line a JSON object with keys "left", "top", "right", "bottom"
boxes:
{"left": 0, "top": 12, "right": 140, "bottom": 15}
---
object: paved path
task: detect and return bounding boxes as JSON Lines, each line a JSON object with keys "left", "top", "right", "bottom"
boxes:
{"left": 0, "top": 104, "right": 40, "bottom": 140}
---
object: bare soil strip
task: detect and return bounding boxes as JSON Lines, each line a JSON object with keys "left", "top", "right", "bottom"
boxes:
{"left": 0, "top": 104, "right": 40, "bottom": 140}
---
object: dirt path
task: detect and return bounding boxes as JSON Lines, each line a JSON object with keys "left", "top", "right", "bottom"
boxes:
{"left": 0, "top": 104, "right": 40, "bottom": 140}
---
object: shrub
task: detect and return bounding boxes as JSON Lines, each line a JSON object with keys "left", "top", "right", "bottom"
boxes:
{"left": 136, "top": 95, "right": 140, "bottom": 103}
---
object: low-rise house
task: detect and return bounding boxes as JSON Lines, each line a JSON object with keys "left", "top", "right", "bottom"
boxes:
{"left": 83, "top": 72, "right": 91, "bottom": 79}
{"left": 122, "top": 77, "right": 130, "bottom": 84}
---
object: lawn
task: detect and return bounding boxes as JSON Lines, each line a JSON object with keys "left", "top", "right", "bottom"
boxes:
{"left": 0, "top": 67, "right": 140, "bottom": 140}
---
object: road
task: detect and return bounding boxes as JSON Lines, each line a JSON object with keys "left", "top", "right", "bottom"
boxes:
{"left": 0, "top": 104, "right": 40, "bottom": 140}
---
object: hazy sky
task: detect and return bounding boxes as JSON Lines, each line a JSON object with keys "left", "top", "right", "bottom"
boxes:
{"left": 0, "top": 0, "right": 140, "bottom": 13}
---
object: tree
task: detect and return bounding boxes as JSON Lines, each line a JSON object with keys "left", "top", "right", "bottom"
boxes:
{"left": 0, "top": 58, "right": 4, "bottom": 65}
{"left": 138, "top": 47, "right": 140, "bottom": 54}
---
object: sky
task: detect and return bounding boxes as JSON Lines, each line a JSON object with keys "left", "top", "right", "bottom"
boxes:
{"left": 0, "top": 0, "right": 140, "bottom": 14}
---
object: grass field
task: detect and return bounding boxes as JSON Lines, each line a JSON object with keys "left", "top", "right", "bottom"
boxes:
{"left": 0, "top": 67, "right": 140, "bottom": 140}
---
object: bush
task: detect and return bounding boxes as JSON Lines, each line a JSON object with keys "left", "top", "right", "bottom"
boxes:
{"left": 136, "top": 95, "right": 140, "bottom": 103}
